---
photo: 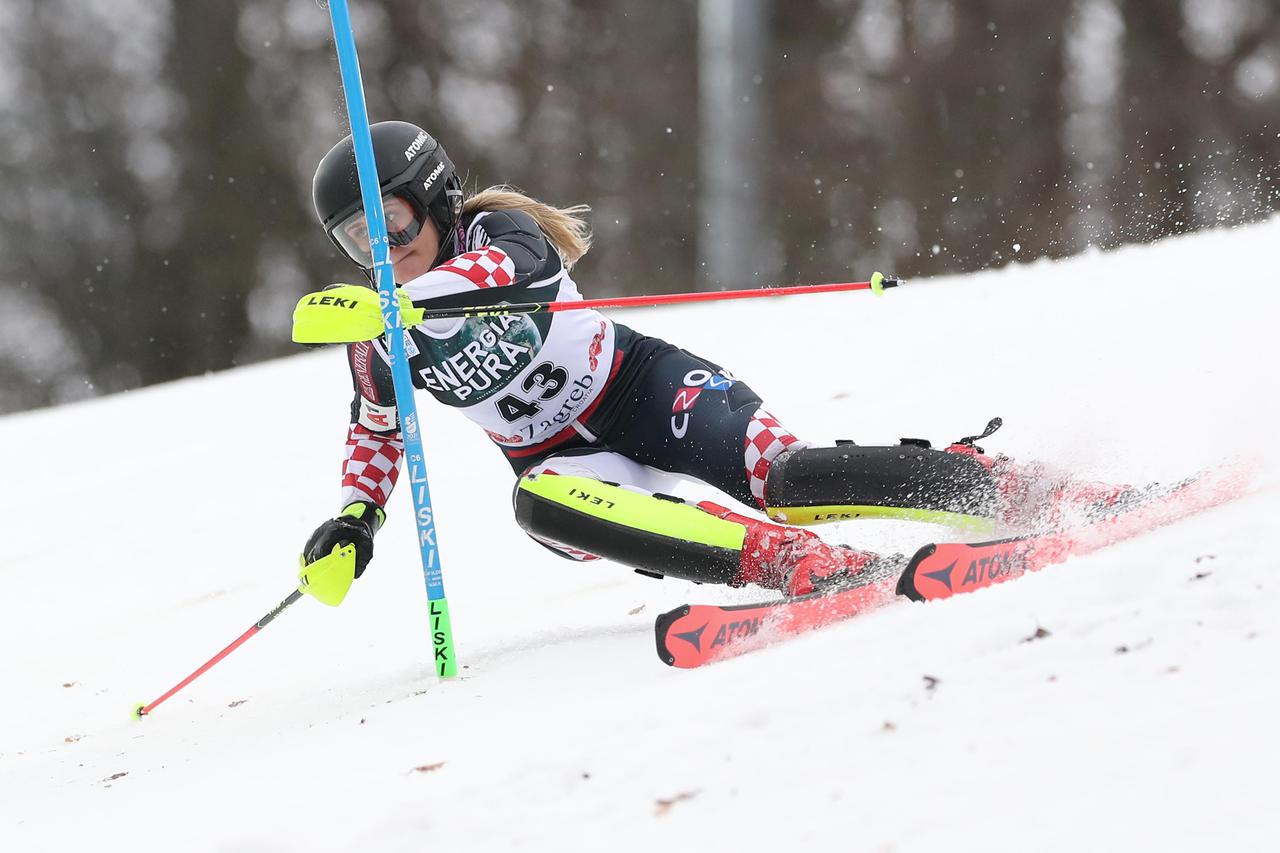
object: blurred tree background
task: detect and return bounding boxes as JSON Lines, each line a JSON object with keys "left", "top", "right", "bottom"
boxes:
{"left": 1, "top": 0, "right": 1277, "bottom": 413}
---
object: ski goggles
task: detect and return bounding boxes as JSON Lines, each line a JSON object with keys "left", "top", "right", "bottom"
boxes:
{"left": 328, "top": 193, "right": 425, "bottom": 268}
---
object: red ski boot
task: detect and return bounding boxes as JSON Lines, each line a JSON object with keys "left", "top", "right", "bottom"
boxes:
{"left": 945, "top": 418, "right": 1138, "bottom": 531}
{"left": 698, "top": 501, "right": 891, "bottom": 597}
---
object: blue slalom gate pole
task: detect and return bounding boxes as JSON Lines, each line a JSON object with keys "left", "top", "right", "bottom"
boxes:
{"left": 325, "top": 0, "right": 456, "bottom": 677}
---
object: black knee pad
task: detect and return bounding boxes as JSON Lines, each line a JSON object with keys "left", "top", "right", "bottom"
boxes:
{"left": 764, "top": 445, "right": 997, "bottom": 525}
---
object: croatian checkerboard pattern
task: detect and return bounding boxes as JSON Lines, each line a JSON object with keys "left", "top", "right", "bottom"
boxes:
{"left": 744, "top": 408, "right": 806, "bottom": 508}
{"left": 432, "top": 247, "right": 515, "bottom": 289}
{"left": 340, "top": 424, "right": 403, "bottom": 507}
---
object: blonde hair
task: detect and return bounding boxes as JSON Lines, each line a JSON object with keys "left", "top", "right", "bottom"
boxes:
{"left": 462, "top": 186, "right": 593, "bottom": 270}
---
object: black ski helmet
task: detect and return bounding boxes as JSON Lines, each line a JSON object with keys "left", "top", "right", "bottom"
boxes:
{"left": 312, "top": 120, "right": 464, "bottom": 269}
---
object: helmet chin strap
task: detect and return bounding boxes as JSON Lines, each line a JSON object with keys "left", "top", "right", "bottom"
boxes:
{"left": 427, "top": 204, "right": 468, "bottom": 266}
{"left": 429, "top": 219, "right": 464, "bottom": 268}
{"left": 428, "top": 183, "right": 465, "bottom": 266}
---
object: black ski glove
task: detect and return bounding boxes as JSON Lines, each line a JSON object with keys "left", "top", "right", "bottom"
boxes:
{"left": 303, "top": 501, "right": 386, "bottom": 578}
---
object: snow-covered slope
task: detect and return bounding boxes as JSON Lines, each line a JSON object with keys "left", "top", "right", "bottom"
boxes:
{"left": 2, "top": 221, "right": 1278, "bottom": 852}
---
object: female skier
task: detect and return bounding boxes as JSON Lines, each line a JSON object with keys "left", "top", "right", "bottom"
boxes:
{"left": 296, "top": 121, "right": 1098, "bottom": 600}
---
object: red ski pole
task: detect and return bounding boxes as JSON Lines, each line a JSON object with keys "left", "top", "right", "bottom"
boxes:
{"left": 419, "top": 272, "right": 898, "bottom": 321}
{"left": 133, "top": 589, "right": 303, "bottom": 719}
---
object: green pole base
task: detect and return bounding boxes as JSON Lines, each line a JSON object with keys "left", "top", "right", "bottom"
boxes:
{"left": 429, "top": 597, "right": 457, "bottom": 679}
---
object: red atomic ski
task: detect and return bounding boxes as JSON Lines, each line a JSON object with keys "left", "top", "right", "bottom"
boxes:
{"left": 898, "top": 457, "right": 1252, "bottom": 601}
{"left": 655, "top": 576, "right": 900, "bottom": 669}
{"left": 656, "top": 458, "right": 1252, "bottom": 669}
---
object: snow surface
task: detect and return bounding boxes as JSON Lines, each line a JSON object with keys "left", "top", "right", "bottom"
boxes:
{"left": 2, "top": 220, "right": 1279, "bottom": 852}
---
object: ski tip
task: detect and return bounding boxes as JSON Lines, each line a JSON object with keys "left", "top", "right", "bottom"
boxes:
{"left": 132, "top": 702, "right": 148, "bottom": 721}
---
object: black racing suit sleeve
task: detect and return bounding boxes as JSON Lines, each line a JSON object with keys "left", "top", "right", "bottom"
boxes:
{"left": 473, "top": 207, "right": 554, "bottom": 281}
